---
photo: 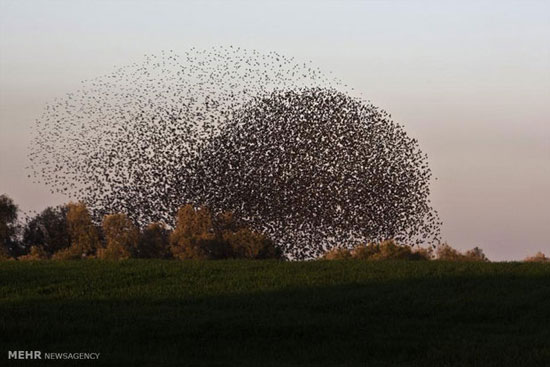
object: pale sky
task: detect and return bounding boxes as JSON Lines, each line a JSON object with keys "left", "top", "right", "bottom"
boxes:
{"left": 1, "top": 0, "right": 549, "bottom": 260}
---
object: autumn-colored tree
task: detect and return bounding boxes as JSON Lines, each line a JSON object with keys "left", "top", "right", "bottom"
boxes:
{"left": 138, "top": 222, "right": 171, "bottom": 259}
{"left": 351, "top": 243, "right": 379, "bottom": 260}
{"left": 435, "top": 243, "right": 489, "bottom": 262}
{"left": 322, "top": 247, "right": 352, "bottom": 260}
{"left": 524, "top": 252, "right": 549, "bottom": 263}
{"left": 464, "top": 246, "right": 489, "bottom": 262}
{"left": 323, "top": 240, "right": 432, "bottom": 261}
{"left": 170, "top": 204, "right": 219, "bottom": 259}
{"left": 435, "top": 243, "right": 464, "bottom": 261}
{"left": 98, "top": 213, "right": 139, "bottom": 260}
{"left": 170, "top": 204, "right": 281, "bottom": 260}
{"left": 55, "top": 202, "right": 100, "bottom": 259}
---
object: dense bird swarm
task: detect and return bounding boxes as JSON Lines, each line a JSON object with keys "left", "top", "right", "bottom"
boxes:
{"left": 29, "top": 47, "right": 440, "bottom": 259}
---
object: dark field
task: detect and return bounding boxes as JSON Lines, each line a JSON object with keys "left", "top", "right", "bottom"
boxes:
{"left": 1, "top": 260, "right": 550, "bottom": 366}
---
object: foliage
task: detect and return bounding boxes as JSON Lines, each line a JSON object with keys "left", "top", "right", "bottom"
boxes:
{"left": 64, "top": 202, "right": 100, "bottom": 258}
{"left": 169, "top": 204, "right": 219, "bottom": 260}
{"left": 0, "top": 194, "right": 20, "bottom": 257}
{"left": 224, "top": 228, "right": 282, "bottom": 259}
{"left": 98, "top": 213, "right": 140, "bottom": 260}
{"left": 322, "top": 247, "right": 352, "bottom": 260}
{"left": 324, "top": 240, "right": 432, "bottom": 261}
{"left": 22, "top": 205, "right": 70, "bottom": 256}
{"left": 18, "top": 245, "right": 49, "bottom": 260}
{"left": 436, "top": 243, "right": 489, "bottom": 262}
{"left": 169, "top": 204, "right": 280, "bottom": 260}
{"left": 52, "top": 245, "right": 86, "bottom": 260}
{"left": 138, "top": 222, "right": 171, "bottom": 259}
{"left": 524, "top": 252, "right": 549, "bottom": 263}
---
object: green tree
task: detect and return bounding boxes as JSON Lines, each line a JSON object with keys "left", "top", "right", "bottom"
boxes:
{"left": 22, "top": 205, "right": 70, "bottom": 256}
{"left": 0, "top": 194, "right": 19, "bottom": 258}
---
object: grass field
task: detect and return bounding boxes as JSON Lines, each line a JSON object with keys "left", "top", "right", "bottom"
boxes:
{"left": 1, "top": 260, "right": 550, "bottom": 366}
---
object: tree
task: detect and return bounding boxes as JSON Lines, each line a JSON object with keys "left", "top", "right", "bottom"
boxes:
{"left": 138, "top": 222, "right": 171, "bottom": 259}
{"left": 322, "top": 240, "right": 432, "bottom": 261}
{"left": 223, "top": 228, "right": 282, "bottom": 259}
{"left": 524, "top": 252, "right": 549, "bottom": 263}
{"left": 0, "top": 194, "right": 19, "bottom": 258}
{"left": 57, "top": 202, "right": 100, "bottom": 259}
{"left": 435, "top": 243, "right": 489, "bottom": 262}
{"left": 22, "top": 205, "right": 70, "bottom": 256}
{"left": 435, "top": 243, "right": 464, "bottom": 261}
{"left": 464, "top": 247, "right": 489, "bottom": 262}
{"left": 169, "top": 204, "right": 226, "bottom": 260}
{"left": 98, "top": 213, "right": 139, "bottom": 260}
{"left": 322, "top": 247, "right": 352, "bottom": 260}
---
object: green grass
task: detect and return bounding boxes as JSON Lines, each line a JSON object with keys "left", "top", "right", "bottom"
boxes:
{"left": 1, "top": 260, "right": 550, "bottom": 366}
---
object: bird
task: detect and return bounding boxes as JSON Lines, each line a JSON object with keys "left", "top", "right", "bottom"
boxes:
{"left": 28, "top": 46, "right": 441, "bottom": 260}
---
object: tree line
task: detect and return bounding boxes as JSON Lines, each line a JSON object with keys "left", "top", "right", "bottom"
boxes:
{"left": 1, "top": 193, "right": 548, "bottom": 262}
{"left": 0, "top": 194, "right": 281, "bottom": 260}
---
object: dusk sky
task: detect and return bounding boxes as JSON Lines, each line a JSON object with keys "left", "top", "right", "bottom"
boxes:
{"left": 1, "top": 0, "right": 548, "bottom": 260}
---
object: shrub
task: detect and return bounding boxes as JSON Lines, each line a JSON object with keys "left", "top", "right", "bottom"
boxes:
{"left": 322, "top": 247, "right": 352, "bottom": 260}
{"left": 370, "top": 240, "right": 413, "bottom": 260}
{"left": 323, "top": 240, "right": 432, "bottom": 261}
{"left": 435, "top": 243, "right": 464, "bottom": 261}
{"left": 464, "top": 246, "right": 489, "bottom": 262}
{"left": 98, "top": 213, "right": 140, "bottom": 260}
{"left": 52, "top": 246, "right": 85, "bottom": 260}
{"left": 351, "top": 243, "right": 379, "bottom": 260}
{"left": 524, "top": 252, "right": 549, "bottom": 263}
{"left": 18, "top": 245, "right": 49, "bottom": 261}
{"left": 435, "top": 243, "right": 489, "bottom": 262}
{"left": 411, "top": 246, "right": 434, "bottom": 260}
{"left": 0, "top": 247, "right": 11, "bottom": 260}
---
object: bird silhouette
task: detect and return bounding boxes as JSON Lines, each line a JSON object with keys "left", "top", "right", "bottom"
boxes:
{"left": 28, "top": 46, "right": 440, "bottom": 259}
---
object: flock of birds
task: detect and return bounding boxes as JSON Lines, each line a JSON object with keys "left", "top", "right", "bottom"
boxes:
{"left": 28, "top": 46, "right": 440, "bottom": 259}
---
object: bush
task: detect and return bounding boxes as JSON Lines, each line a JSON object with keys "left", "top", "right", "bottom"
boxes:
{"left": 52, "top": 246, "right": 85, "bottom": 260}
{"left": 323, "top": 240, "right": 432, "bottom": 261}
{"left": 18, "top": 246, "right": 49, "bottom": 261}
{"left": 464, "top": 246, "right": 489, "bottom": 262}
{"left": 524, "top": 252, "right": 549, "bottom": 263}
{"left": 322, "top": 247, "right": 352, "bottom": 260}
{"left": 0, "top": 248, "right": 11, "bottom": 260}
{"left": 351, "top": 243, "right": 378, "bottom": 260}
{"left": 435, "top": 243, "right": 489, "bottom": 262}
